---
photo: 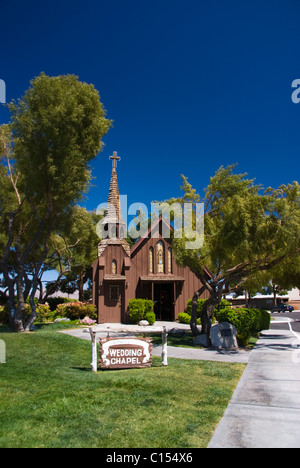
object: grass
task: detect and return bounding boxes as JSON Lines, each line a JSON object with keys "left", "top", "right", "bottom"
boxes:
{"left": 0, "top": 324, "right": 245, "bottom": 448}
{"left": 150, "top": 332, "right": 196, "bottom": 348}
{"left": 148, "top": 331, "right": 258, "bottom": 350}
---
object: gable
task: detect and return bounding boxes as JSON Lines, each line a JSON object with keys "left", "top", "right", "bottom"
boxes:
{"left": 130, "top": 216, "right": 173, "bottom": 259}
{"left": 130, "top": 215, "right": 212, "bottom": 280}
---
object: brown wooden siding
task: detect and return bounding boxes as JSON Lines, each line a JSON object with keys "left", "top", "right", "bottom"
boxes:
{"left": 93, "top": 220, "right": 210, "bottom": 323}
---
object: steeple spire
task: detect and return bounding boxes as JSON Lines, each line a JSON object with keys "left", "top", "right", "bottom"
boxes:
{"left": 102, "top": 151, "right": 126, "bottom": 240}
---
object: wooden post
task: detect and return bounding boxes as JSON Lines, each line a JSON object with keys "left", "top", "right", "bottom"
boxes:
{"left": 162, "top": 326, "right": 168, "bottom": 366}
{"left": 85, "top": 325, "right": 168, "bottom": 370}
{"left": 89, "top": 328, "right": 97, "bottom": 372}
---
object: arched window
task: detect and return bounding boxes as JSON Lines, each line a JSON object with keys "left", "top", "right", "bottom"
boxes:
{"left": 112, "top": 259, "right": 117, "bottom": 275}
{"left": 168, "top": 247, "right": 172, "bottom": 274}
{"left": 102, "top": 223, "right": 109, "bottom": 239}
{"left": 149, "top": 247, "right": 154, "bottom": 273}
{"left": 157, "top": 241, "right": 165, "bottom": 274}
{"left": 111, "top": 225, "right": 117, "bottom": 239}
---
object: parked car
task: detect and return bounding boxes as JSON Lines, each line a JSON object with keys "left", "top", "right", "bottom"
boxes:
{"left": 284, "top": 305, "right": 295, "bottom": 312}
{"left": 271, "top": 304, "right": 294, "bottom": 313}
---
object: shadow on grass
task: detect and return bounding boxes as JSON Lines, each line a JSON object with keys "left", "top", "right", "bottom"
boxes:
{"left": 71, "top": 367, "right": 92, "bottom": 372}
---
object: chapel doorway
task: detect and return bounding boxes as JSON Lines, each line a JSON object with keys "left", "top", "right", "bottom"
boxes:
{"left": 154, "top": 283, "right": 174, "bottom": 321}
{"left": 103, "top": 282, "right": 125, "bottom": 323}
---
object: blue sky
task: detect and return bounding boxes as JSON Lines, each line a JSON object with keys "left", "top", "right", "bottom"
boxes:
{"left": 0, "top": 0, "right": 300, "bottom": 216}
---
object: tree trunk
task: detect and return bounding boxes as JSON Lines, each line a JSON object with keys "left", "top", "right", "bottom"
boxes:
{"left": 190, "top": 291, "right": 201, "bottom": 336}
{"left": 25, "top": 254, "right": 48, "bottom": 331}
{"left": 25, "top": 292, "right": 38, "bottom": 332}
{"left": 201, "top": 298, "right": 216, "bottom": 335}
{"left": 190, "top": 286, "right": 206, "bottom": 336}
{"left": 38, "top": 278, "right": 44, "bottom": 303}
{"left": 245, "top": 290, "right": 250, "bottom": 307}
{"left": 14, "top": 270, "right": 25, "bottom": 332}
{"left": 273, "top": 287, "right": 277, "bottom": 307}
{"left": 78, "top": 270, "right": 84, "bottom": 302}
{"left": 7, "top": 280, "right": 16, "bottom": 331}
{"left": 200, "top": 295, "right": 222, "bottom": 343}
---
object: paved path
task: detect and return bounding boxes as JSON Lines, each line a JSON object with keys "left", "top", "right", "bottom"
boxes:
{"left": 152, "top": 344, "right": 250, "bottom": 363}
{"left": 60, "top": 321, "right": 250, "bottom": 364}
{"left": 208, "top": 325, "right": 300, "bottom": 448}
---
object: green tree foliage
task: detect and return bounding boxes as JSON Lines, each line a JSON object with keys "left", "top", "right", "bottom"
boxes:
{"left": 170, "top": 165, "right": 300, "bottom": 340}
{"left": 0, "top": 73, "right": 111, "bottom": 331}
{"left": 9, "top": 73, "right": 111, "bottom": 211}
{"left": 43, "top": 206, "right": 101, "bottom": 302}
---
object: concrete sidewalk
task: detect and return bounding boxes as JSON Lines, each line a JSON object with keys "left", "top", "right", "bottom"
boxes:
{"left": 208, "top": 328, "right": 300, "bottom": 448}
{"left": 151, "top": 343, "right": 250, "bottom": 363}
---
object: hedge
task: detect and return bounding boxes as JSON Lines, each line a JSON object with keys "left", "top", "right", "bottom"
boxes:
{"left": 186, "top": 299, "right": 205, "bottom": 318}
{"left": 55, "top": 301, "right": 97, "bottom": 321}
{"left": 214, "top": 307, "right": 271, "bottom": 346}
{"left": 181, "top": 298, "right": 231, "bottom": 325}
{"left": 0, "top": 305, "right": 9, "bottom": 325}
{"left": 0, "top": 301, "right": 97, "bottom": 325}
{"left": 178, "top": 312, "right": 201, "bottom": 325}
{"left": 186, "top": 298, "right": 231, "bottom": 318}
{"left": 46, "top": 296, "right": 74, "bottom": 312}
{"left": 181, "top": 300, "right": 271, "bottom": 346}
{"left": 0, "top": 303, "right": 52, "bottom": 325}
{"left": 128, "top": 299, "right": 155, "bottom": 324}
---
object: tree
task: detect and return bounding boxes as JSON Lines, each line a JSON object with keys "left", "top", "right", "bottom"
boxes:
{"left": 0, "top": 73, "right": 112, "bottom": 331}
{"left": 43, "top": 206, "right": 101, "bottom": 302}
{"left": 260, "top": 256, "right": 300, "bottom": 306}
{"left": 0, "top": 124, "right": 22, "bottom": 328}
{"left": 169, "top": 166, "right": 300, "bottom": 342}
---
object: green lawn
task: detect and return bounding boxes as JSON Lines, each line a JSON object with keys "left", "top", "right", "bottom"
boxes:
{"left": 0, "top": 325, "right": 245, "bottom": 448}
{"left": 148, "top": 331, "right": 258, "bottom": 349}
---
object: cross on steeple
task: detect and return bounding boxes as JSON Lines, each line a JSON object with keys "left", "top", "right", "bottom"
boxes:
{"left": 110, "top": 151, "right": 120, "bottom": 168}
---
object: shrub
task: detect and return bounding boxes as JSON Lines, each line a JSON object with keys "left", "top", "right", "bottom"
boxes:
{"left": 47, "top": 297, "right": 73, "bottom": 312}
{"left": 35, "top": 303, "right": 51, "bottom": 323}
{"left": 128, "top": 299, "right": 155, "bottom": 324}
{"left": 144, "top": 311, "right": 156, "bottom": 325}
{"left": 178, "top": 312, "right": 191, "bottom": 324}
{"left": 186, "top": 299, "right": 206, "bottom": 318}
{"left": 144, "top": 299, "right": 154, "bottom": 315}
{"left": 178, "top": 312, "right": 201, "bottom": 325}
{"left": 214, "top": 307, "right": 270, "bottom": 346}
{"left": 249, "top": 308, "right": 271, "bottom": 334}
{"left": 215, "top": 299, "right": 231, "bottom": 313}
{"left": 128, "top": 299, "right": 145, "bottom": 324}
{"left": 24, "top": 303, "right": 32, "bottom": 321}
{"left": 186, "top": 298, "right": 231, "bottom": 319}
{"left": 237, "top": 331, "right": 250, "bottom": 347}
{"left": 78, "top": 316, "right": 97, "bottom": 326}
{"left": 0, "top": 305, "right": 9, "bottom": 325}
{"left": 56, "top": 301, "right": 97, "bottom": 321}
{"left": 23, "top": 302, "right": 54, "bottom": 323}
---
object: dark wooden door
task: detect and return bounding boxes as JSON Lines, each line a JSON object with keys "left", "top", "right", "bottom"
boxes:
{"left": 154, "top": 283, "right": 174, "bottom": 321}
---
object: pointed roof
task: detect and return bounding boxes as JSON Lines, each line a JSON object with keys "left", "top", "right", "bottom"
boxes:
{"left": 97, "top": 152, "right": 130, "bottom": 257}
{"left": 106, "top": 152, "right": 125, "bottom": 225}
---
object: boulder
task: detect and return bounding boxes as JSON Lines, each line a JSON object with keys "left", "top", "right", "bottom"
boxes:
{"left": 193, "top": 334, "right": 210, "bottom": 347}
{"left": 210, "top": 322, "right": 238, "bottom": 350}
{"left": 138, "top": 320, "right": 149, "bottom": 326}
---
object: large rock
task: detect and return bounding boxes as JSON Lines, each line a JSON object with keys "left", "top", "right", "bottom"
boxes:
{"left": 210, "top": 322, "right": 238, "bottom": 350}
{"left": 138, "top": 320, "right": 149, "bottom": 326}
{"left": 193, "top": 334, "right": 210, "bottom": 347}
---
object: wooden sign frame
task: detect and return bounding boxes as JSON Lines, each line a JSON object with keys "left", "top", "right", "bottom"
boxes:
{"left": 99, "top": 337, "right": 153, "bottom": 370}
